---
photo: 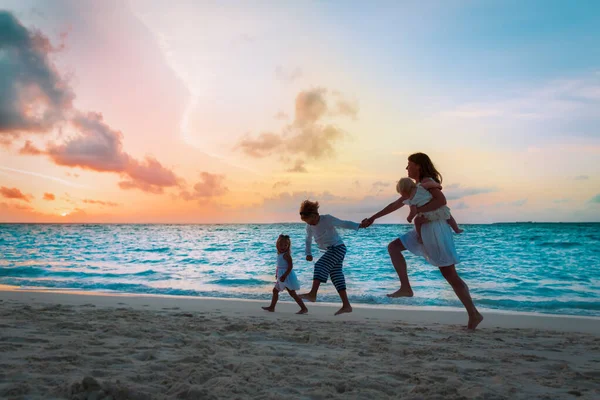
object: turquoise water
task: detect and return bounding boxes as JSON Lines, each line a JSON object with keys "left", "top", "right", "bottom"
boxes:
{"left": 1, "top": 223, "right": 599, "bottom": 316}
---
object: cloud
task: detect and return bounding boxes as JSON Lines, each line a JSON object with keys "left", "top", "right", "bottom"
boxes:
{"left": 496, "top": 198, "right": 528, "bottom": 207}
{"left": 43, "top": 193, "right": 55, "bottom": 201}
{"left": 275, "top": 66, "right": 302, "bottom": 82}
{"left": 237, "top": 88, "right": 355, "bottom": 162}
{"left": 237, "top": 132, "right": 283, "bottom": 158}
{"left": 444, "top": 183, "right": 497, "bottom": 200}
{"left": 261, "top": 190, "right": 347, "bottom": 213}
{"left": 0, "top": 201, "right": 33, "bottom": 212}
{"left": 2, "top": 11, "right": 181, "bottom": 194}
{"left": 286, "top": 160, "right": 307, "bottom": 173}
{"left": 0, "top": 165, "right": 86, "bottom": 188}
{"left": 335, "top": 100, "right": 359, "bottom": 119}
{"left": 553, "top": 198, "right": 570, "bottom": 204}
{"left": 440, "top": 73, "right": 600, "bottom": 122}
{"left": 272, "top": 180, "right": 290, "bottom": 189}
{"left": 83, "top": 199, "right": 119, "bottom": 207}
{"left": 512, "top": 199, "right": 527, "bottom": 207}
{"left": 574, "top": 175, "right": 589, "bottom": 180}
{"left": 47, "top": 112, "right": 180, "bottom": 194}
{"left": 0, "top": 11, "right": 74, "bottom": 141}
{"left": 274, "top": 111, "right": 289, "bottom": 120}
{"left": 180, "top": 172, "right": 228, "bottom": 200}
{"left": 19, "top": 140, "right": 44, "bottom": 155}
{"left": 0, "top": 186, "right": 32, "bottom": 202}
{"left": 372, "top": 181, "right": 391, "bottom": 189}
{"left": 590, "top": 194, "right": 600, "bottom": 204}
{"left": 452, "top": 201, "right": 469, "bottom": 210}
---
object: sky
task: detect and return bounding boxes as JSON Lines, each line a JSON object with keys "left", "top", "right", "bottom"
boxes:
{"left": 1, "top": 0, "right": 599, "bottom": 223}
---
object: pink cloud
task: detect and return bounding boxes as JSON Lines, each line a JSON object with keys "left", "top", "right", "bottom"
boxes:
{"left": 2, "top": 11, "right": 182, "bottom": 195}
{"left": 43, "top": 193, "right": 55, "bottom": 201}
{"left": 47, "top": 112, "right": 180, "bottom": 194}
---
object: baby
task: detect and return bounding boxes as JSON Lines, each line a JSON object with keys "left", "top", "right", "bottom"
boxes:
{"left": 397, "top": 177, "right": 463, "bottom": 242}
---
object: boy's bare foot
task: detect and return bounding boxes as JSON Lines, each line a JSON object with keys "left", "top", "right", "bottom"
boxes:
{"left": 386, "top": 288, "right": 414, "bottom": 298}
{"left": 334, "top": 306, "right": 352, "bottom": 316}
{"left": 455, "top": 229, "right": 464, "bottom": 234}
{"left": 299, "top": 292, "right": 317, "bottom": 302}
{"left": 296, "top": 308, "right": 308, "bottom": 314}
{"left": 261, "top": 306, "right": 275, "bottom": 312}
{"left": 467, "top": 313, "right": 484, "bottom": 330}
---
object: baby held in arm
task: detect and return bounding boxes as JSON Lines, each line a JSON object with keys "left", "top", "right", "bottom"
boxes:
{"left": 397, "top": 178, "right": 463, "bottom": 243}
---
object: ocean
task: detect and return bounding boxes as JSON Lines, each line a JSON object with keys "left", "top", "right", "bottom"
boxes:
{"left": 1, "top": 223, "right": 598, "bottom": 317}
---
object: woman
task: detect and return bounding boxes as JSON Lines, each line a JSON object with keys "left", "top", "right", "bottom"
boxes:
{"left": 362, "top": 152, "right": 483, "bottom": 330}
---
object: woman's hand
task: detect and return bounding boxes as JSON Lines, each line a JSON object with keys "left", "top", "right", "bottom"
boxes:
{"left": 360, "top": 217, "right": 374, "bottom": 228}
{"left": 279, "top": 274, "right": 288, "bottom": 282}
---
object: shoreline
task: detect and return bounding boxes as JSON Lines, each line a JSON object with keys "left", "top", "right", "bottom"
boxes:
{"left": 1, "top": 285, "right": 599, "bottom": 334}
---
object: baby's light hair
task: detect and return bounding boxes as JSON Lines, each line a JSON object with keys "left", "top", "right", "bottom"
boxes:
{"left": 276, "top": 234, "right": 291, "bottom": 253}
{"left": 299, "top": 199, "right": 319, "bottom": 215}
{"left": 396, "top": 177, "right": 416, "bottom": 195}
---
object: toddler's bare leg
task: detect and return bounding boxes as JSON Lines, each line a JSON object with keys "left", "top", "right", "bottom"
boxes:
{"left": 448, "top": 216, "right": 463, "bottom": 234}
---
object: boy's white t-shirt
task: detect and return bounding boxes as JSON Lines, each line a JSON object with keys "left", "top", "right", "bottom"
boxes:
{"left": 305, "top": 214, "right": 359, "bottom": 256}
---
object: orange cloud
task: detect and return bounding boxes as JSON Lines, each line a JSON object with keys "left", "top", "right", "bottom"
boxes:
{"left": 286, "top": 160, "right": 307, "bottom": 173}
{"left": 0, "top": 186, "right": 32, "bottom": 202}
{"left": 43, "top": 193, "right": 55, "bottom": 201}
{"left": 236, "top": 132, "right": 283, "bottom": 158}
{"left": 180, "top": 172, "right": 228, "bottom": 200}
{"left": 83, "top": 199, "right": 119, "bottom": 207}
{"left": 237, "top": 88, "right": 356, "bottom": 162}
{"left": 19, "top": 140, "right": 44, "bottom": 155}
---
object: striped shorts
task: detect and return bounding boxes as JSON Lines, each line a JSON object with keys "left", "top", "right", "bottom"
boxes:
{"left": 313, "top": 244, "right": 347, "bottom": 292}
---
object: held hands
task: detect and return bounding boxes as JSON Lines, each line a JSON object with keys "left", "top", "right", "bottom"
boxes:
{"left": 279, "top": 274, "right": 288, "bottom": 282}
{"left": 306, "top": 255, "right": 313, "bottom": 262}
{"left": 360, "top": 217, "right": 374, "bottom": 228}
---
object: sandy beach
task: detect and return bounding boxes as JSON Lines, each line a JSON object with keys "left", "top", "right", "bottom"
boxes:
{"left": 0, "top": 287, "right": 598, "bottom": 400}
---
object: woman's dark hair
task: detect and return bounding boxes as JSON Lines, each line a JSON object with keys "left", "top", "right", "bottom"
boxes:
{"left": 408, "top": 152, "right": 442, "bottom": 184}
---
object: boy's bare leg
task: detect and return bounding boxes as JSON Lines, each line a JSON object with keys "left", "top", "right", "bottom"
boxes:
{"left": 300, "top": 280, "right": 321, "bottom": 302}
{"left": 334, "top": 289, "right": 352, "bottom": 315}
{"left": 448, "top": 216, "right": 464, "bottom": 234}
{"left": 287, "top": 289, "right": 308, "bottom": 314}
{"left": 262, "top": 288, "right": 279, "bottom": 312}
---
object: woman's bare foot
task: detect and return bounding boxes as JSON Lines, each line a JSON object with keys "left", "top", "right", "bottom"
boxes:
{"left": 334, "top": 306, "right": 352, "bottom": 315}
{"left": 386, "top": 288, "right": 414, "bottom": 298}
{"left": 261, "top": 306, "right": 275, "bottom": 312}
{"left": 299, "top": 292, "right": 317, "bottom": 302}
{"left": 455, "top": 228, "right": 464, "bottom": 234}
{"left": 467, "top": 313, "right": 484, "bottom": 330}
{"left": 296, "top": 308, "right": 308, "bottom": 314}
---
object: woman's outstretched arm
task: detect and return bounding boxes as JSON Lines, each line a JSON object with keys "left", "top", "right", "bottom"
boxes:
{"left": 368, "top": 197, "right": 406, "bottom": 222}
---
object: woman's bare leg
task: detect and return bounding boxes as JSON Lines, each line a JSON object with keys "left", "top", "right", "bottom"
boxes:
{"left": 439, "top": 265, "right": 483, "bottom": 330}
{"left": 386, "top": 239, "right": 414, "bottom": 297}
